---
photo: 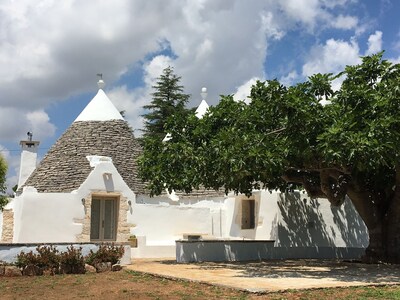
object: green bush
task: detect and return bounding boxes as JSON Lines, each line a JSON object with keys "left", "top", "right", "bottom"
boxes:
{"left": 15, "top": 250, "right": 39, "bottom": 269}
{"left": 85, "top": 243, "right": 124, "bottom": 266}
{"left": 35, "top": 245, "right": 60, "bottom": 270}
{"left": 15, "top": 243, "right": 125, "bottom": 275}
{"left": 16, "top": 245, "right": 59, "bottom": 270}
{"left": 59, "top": 245, "right": 85, "bottom": 274}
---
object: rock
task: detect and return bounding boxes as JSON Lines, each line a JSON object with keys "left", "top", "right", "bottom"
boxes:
{"left": 23, "top": 264, "right": 43, "bottom": 276}
{"left": 60, "top": 264, "right": 85, "bottom": 274}
{"left": 112, "top": 264, "right": 122, "bottom": 272}
{"left": 0, "top": 265, "right": 5, "bottom": 276}
{"left": 43, "top": 267, "right": 58, "bottom": 276}
{"left": 85, "top": 264, "right": 96, "bottom": 273}
{"left": 95, "top": 262, "right": 112, "bottom": 273}
{"left": 4, "top": 266, "right": 22, "bottom": 277}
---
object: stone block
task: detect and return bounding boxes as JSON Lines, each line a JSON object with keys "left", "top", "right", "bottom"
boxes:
{"left": 23, "top": 264, "right": 43, "bottom": 276}
{"left": 4, "top": 266, "right": 22, "bottom": 277}
{"left": 112, "top": 264, "right": 122, "bottom": 272}
{"left": 85, "top": 264, "right": 96, "bottom": 273}
{"left": 95, "top": 262, "right": 112, "bottom": 273}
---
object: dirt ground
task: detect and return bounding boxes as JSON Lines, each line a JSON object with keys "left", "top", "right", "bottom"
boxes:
{"left": 0, "top": 268, "right": 399, "bottom": 300}
{"left": 0, "top": 270, "right": 244, "bottom": 299}
{"left": 128, "top": 258, "right": 400, "bottom": 293}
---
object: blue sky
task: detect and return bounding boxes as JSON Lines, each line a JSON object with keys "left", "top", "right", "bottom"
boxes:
{"left": 1, "top": 0, "right": 399, "bottom": 190}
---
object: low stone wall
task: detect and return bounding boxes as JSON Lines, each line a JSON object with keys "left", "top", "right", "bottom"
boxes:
{"left": 176, "top": 240, "right": 366, "bottom": 263}
{"left": 0, "top": 242, "right": 131, "bottom": 265}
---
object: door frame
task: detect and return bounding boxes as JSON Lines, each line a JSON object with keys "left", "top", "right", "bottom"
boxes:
{"left": 90, "top": 195, "right": 120, "bottom": 242}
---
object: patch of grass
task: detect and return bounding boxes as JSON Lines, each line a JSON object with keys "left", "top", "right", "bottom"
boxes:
{"left": 355, "top": 285, "right": 400, "bottom": 299}
{"left": 266, "top": 285, "right": 400, "bottom": 300}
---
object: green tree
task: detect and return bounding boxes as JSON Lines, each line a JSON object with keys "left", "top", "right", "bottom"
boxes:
{"left": 139, "top": 53, "right": 400, "bottom": 263}
{"left": 142, "top": 66, "right": 190, "bottom": 140}
{"left": 0, "top": 154, "right": 8, "bottom": 210}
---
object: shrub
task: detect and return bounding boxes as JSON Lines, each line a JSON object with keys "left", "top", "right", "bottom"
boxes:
{"left": 15, "top": 245, "right": 60, "bottom": 271}
{"left": 59, "top": 245, "right": 85, "bottom": 274}
{"left": 85, "top": 243, "right": 124, "bottom": 266}
{"left": 15, "top": 251, "right": 38, "bottom": 269}
{"left": 35, "top": 245, "right": 59, "bottom": 270}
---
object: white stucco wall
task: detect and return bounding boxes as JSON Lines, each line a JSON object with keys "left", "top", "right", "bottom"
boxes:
{"left": 223, "top": 190, "right": 368, "bottom": 248}
{"left": 273, "top": 191, "right": 368, "bottom": 247}
{"left": 131, "top": 196, "right": 226, "bottom": 244}
{"left": 18, "top": 146, "right": 38, "bottom": 188}
{"left": 76, "top": 158, "right": 136, "bottom": 202}
{"left": 5, "top": 154, "right": 368, "bottom": 255}
{"left": 14, "top": 191, "right": 83, "bottom": 242}
{"left": 225, "top": 192, "right": 279, "bottom": 241}
{"left": 11, "top": 158, "right": 137, "bottom": 243}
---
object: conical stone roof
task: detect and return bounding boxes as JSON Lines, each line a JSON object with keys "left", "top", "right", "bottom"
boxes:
{"left": 22, "top": 119, "right": 145, "bottom": 193}
{"left": 22, "top": 84, "right": 145, "bottom": 194}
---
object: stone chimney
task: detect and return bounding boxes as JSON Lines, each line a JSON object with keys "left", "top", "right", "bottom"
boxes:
{"left": 18, "top": 132, "right": 40, "bottom": 188}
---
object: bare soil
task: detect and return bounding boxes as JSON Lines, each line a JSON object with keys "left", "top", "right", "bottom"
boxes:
{"left": 0, "top": 269, "right": 399, "bottom": 299}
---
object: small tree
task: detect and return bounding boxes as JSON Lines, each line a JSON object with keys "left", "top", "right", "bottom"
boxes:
{"left": 142, "top": 66, "right": 190, "bottom": 140}
{"left": 0, "top": 154, "right": 8, "bottom": 210}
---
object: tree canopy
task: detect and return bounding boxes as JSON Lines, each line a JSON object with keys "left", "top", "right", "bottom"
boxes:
{"left": 141, "top": 66, "right": 190, "bottom": 141}
{"left": 0, "top": 154, "right": 8, "bottom": 210}
{"left": 138, "top": 53, "right": 400, "bottom": 263}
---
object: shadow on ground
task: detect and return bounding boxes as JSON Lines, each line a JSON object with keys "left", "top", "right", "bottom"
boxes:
{"left": 158, "top": 259, "right": 400, "bottom": 283}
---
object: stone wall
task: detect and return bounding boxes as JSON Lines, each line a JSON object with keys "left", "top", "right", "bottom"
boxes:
{"left": 1, "top": 209, "right": 14, "bottom": 242}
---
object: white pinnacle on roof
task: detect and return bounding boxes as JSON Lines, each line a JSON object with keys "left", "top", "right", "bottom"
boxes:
{"left": 74, "top": 79, "right": 124, "bottom": 122}
{"left": 195, "top": 87, "right": 209, "bottom": 119}
{"left": 163, "top": 87, "right": 210, "bottom": 142}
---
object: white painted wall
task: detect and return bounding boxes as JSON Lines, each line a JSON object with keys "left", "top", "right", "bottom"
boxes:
{"left": 10, "top": 158, "right": 137, "bottom": 243}
{"left": 13, "top": 190, "right": 82, "bottom": 242}
{"left": 18, "top": 143, "right": 39, "bottom": 188}
{"left": 4, "top": 155, "right": 368, "bottom": 256}
{"left": 131, "top": 196, "right": 227, "bottom": 243}
{"left": 223, "top": 190, "right": 368, "bottom": 248}
{"left": 273, "top": 191, "right": 368, "bottom": 248}
{"left": 76, "top": 157, "right": 137, "bottom": 201}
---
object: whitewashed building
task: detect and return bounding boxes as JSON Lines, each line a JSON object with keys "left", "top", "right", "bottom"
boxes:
{"left": 0, "top": 81, "right": 369, "bottom": 261}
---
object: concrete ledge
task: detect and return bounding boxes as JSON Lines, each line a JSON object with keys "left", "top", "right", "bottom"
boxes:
{"left": 176, "top": 240, "right": 366, "bottom": 263}
{"left": 176, "top": 240, "right": 275, "bottom": 262}
{"left": 0, "top": 242, "right": 131, "bottom": 265}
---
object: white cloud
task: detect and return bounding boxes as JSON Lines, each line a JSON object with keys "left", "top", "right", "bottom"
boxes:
{"left": 107, "top": 85, "right": 146, "bottom": 137}
{"left": 0, "top": 108, "right": 55, "bottom": 142}
{"left": 26, "top": 110, "right": 56, "bottom": 142}
{"left": 302, "top": 38, "right": 361, "bottom": 77}
{"left": 331, "top": 14, "right": 358, "bottom": 30}
{"left": 107, "top": 55, "right": 174, "bottom": 136}
{"left": 143, "top": 55, "right": 174, "bottom": 87}
{"left": 0, "top": 0, "right": 365, "bottom": 111}
{"left": 366, "top": 31, "right": 383, "bottom": 55}
{"left": 233, "top": 77, "right": 260, "bottom": 103}
{"left": 0, "top": 0, "right": 375, "bottom": 180}
{"left": 278, "top": 0, "right": 322, "bottom": 29}
{"left": 280, "top": 71, "right": 300, "bottom": 87}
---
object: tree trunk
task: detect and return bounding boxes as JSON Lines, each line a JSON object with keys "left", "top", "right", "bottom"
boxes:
{"left": 283, "top": 168, "right": 400, "bottom": 263}
{"left": 348, "top": 183, "right": 400, "bottom": 263}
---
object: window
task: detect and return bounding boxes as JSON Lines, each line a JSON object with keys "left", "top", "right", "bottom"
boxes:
{"left": 241, "top": 199, "right": 255, "bottom": 229}
{"left": 90, "top": 198, "right": 118, "bottom": 241}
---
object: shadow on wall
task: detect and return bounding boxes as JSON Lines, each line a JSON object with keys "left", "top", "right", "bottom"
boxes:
{"left": 276, "top": 192, "right": 335, "bottom": 247}
{"left": 331, "top": 197, "right": 368, "bottom": 248}
{"left": 275, "top": 192, "right": 368, "bottom": 248}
